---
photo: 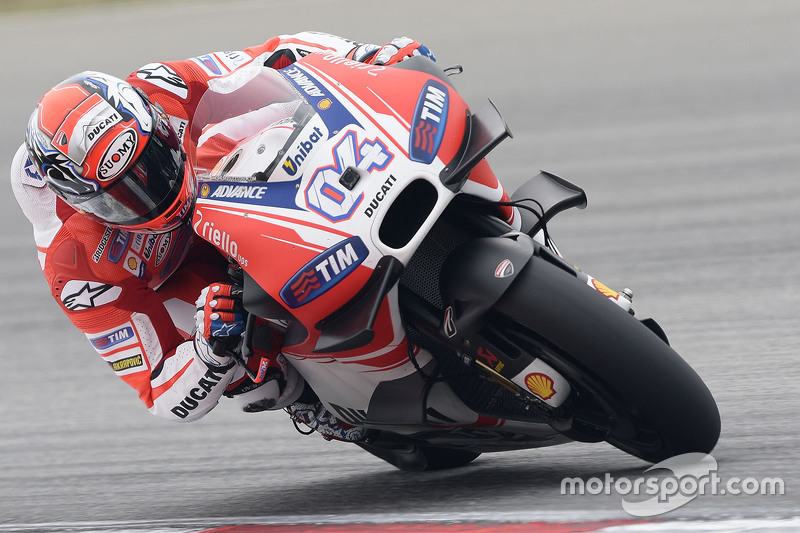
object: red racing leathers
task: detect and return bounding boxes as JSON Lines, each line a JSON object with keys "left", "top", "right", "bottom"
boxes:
{"left": 10, "top": 32, "right": 372, "bottom": 422}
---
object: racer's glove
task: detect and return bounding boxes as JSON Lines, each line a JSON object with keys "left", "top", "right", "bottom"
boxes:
{"left": 194, "top": 283, "right": 245, "bottom": 368}
{"left": 349, "top": 37, "right": 436, "bottom": 66}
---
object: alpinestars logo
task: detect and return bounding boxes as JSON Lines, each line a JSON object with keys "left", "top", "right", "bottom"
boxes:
{"left": 280, "top": 236, "right": 369, "bottom": 308}
{"left": 61, "top": 281, "right": 122, "bottom": 310}
{"left": 136, "top": 63, "right": 188, "bottom": 98}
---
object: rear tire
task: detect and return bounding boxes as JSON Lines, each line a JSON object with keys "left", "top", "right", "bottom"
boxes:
{"left": 494, "top": 256, "right": 720, "bottom": 463}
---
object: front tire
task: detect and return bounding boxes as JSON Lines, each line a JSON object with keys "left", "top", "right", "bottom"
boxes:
{"left": 493, "top": 255, "right": 720, "bottom": 463}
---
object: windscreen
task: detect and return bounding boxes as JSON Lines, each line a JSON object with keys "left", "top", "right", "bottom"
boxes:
{"left": 189, "top": 66, "right": 315, "bottom": 177}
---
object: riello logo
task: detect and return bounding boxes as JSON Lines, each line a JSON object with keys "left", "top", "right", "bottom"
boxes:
{"left": 193, "top": 211, "right": 238, "bottom": 259}
{"left": 280, "top": 236, "right": 369, "bottom": 308}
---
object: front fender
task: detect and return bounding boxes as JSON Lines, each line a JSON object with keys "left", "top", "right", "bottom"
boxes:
{"left": 439, "top": 231, "right": 534, "bottom": 339}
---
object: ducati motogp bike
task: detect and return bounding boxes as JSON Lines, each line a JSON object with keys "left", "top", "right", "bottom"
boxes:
{"left": 189, "top": 53, "right": 720, "bottom": 471}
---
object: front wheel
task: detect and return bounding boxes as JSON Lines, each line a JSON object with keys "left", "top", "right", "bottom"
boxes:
{"left": 493, "top": 256, "right": 720, "bottom": 463}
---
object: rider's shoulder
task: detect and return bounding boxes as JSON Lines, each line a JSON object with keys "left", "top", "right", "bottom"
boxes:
{"left": 46, "top": 216, "right": 140, "bottom": 282}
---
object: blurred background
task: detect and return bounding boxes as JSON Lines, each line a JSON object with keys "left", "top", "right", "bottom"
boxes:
{"left": 1, "top": 0, "right": 798, "bottom": 528}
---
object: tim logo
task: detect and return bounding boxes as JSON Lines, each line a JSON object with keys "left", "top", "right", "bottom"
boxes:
{"left": 280, "top": 236, "right": 369, "bottom": 308}
{"left": 107, "top": 229, "right": 130, "bottom": 263}
{"left": 305, "top": 130, "right": 393, "bottom": 222}
{"left": 409, "top": 80, "right": 449, "bottom": 164}
{"left": 90, "top": 326, "right": 135, "bottom": 350}
{"left": 194, "top": 54, "right": 222, "bottom": 75}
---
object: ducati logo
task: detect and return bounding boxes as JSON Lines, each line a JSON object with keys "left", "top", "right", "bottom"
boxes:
{"left": 494, "top": 259, "right": 514, "bottom": 278}
{"left": 443, "top": 306, "right": 457, "bottom": 338}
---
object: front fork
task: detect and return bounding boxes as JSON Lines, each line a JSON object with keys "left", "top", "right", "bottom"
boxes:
{"left": 438, "top": 232, "right": 637, "bottom": 416}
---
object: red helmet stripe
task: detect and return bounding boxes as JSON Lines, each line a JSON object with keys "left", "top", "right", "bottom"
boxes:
{"left": 52, "top": 92, "right": 123, "bottom": 165}
{"left": 36, "top": 83, "right": 89, "bottom": 136}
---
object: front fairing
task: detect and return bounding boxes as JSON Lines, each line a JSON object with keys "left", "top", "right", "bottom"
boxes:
{"left": 190, "top": 57, "right": 472, "bottom": 293}
{"left": 190, "top": 57, "right": 484, "bottom": 332}
{"left": 188, "top": 56, "right": 521, "bottom": 420}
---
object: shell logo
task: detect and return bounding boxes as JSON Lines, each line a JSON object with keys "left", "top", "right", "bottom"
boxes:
{"left": 127, "top": 257, "right": 139, "bottom": 270}
{"left": 591, "top": 278, "right": 619, "bottom": 300}
{"left": 318, "top": 98, "right": 332, "bottom": 110}
{"left": 200, "top": 183, "right": 211, "bottom": 198}
{"left": 525, "top": 372, "right": 556, "bottom": 400}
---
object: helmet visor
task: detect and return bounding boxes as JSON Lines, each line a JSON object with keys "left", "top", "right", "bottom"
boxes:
{"left": 67, "top": 110, "right": 185, "bottom": 227}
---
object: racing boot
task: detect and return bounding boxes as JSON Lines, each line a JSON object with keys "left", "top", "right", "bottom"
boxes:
{"left": 224, "top": 320, "right": 303, "bottom": 412}
{"left": 286, "top": 402, "right": 367, "bottom": 442}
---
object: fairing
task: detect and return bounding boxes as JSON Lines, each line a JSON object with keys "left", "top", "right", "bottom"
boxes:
{"left": 189, "top": 57, "right": 474, "bottom": 329}
{"left": 189, "top": 55, "right": 515, "bottom": 427}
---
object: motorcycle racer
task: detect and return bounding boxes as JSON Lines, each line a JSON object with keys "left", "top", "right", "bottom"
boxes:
{"left": 10, "top": 32, "right": 436, "bottom": 433}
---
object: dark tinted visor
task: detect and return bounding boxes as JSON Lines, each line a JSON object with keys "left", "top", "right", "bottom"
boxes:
{"left": 69, "top": 111, "right": 185, "bottom": 226}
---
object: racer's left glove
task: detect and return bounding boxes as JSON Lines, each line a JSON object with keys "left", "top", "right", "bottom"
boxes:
{"left": 193, "top": 283, "right": 246, "bottom": 368}
{"left": 349, "top": 37, "right": 436, "bottom": 66}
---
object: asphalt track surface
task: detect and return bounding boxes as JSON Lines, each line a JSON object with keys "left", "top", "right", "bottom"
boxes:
{"left": 1, "top": 1, "right": 799, "bottom": 531}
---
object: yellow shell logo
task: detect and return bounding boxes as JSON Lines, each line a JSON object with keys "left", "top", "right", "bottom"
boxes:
{"left": 200, "top": 183, "right": 211, "bottom": 198}
{"left": 318, "top": 98, "right": 332, "bottom": 110}
{"left": 127, "top": 257, "right": 138, "bottom": 270}
{"left": 525, "top": 372, "right": 556, "bottom": 400}
{"left": 591, "top": 278, "right": 618, "bottom": 300}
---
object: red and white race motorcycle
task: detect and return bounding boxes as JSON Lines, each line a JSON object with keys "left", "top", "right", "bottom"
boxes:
{"left": 189, "top": 53, "right": 720, "bottom": 471}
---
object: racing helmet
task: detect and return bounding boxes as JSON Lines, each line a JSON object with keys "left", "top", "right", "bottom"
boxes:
{"left": 25, "top": 71, "right": 195, "bottom": 233}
